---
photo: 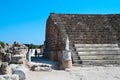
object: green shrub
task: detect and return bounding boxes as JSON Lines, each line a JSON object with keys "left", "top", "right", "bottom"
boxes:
{"left": 29, "top": 43, "right": 37, "bottom": 49}
{"left": 29, "top": 43, "right": 43, "bottom": 49}
{"left": 0, "top": 42, "right": 5, "bottom": 48}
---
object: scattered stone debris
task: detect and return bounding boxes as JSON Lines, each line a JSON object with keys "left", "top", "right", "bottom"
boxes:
{"left": 65, "top": 68, "right": 71, "bottom": 72}
{"left": 0, "top": 74, "right": 19, "bottom": 80}
{"left": 30, "top": 63, "right": 52, "bottom": 72}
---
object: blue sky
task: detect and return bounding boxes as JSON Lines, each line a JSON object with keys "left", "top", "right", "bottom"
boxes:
{"left": 0, "top": 0, "right": 120, "bottom": 45}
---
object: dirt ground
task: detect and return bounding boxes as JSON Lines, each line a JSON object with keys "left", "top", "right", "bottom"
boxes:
{"left": 25, "top": 54, "right": 120, "bottom": 80}
{"left": 25, "top": 65, "right": 120, "bottom": 80}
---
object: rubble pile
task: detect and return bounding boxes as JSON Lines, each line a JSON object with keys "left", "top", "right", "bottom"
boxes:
{"left": 0, "top": 42, "right": 28, "bottom": 63}
{"left": 0, "top": 41, "right": 28, "bottom": 80}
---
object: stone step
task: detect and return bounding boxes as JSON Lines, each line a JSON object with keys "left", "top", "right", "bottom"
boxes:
{"left": 68, "top": 33, "right": 116, "bottom": 37}
{"left": 73, "top": 41, "right": 114, "bottom": 44}
{"left": 74, "top": 44, "right": 118, "bottom": 48}
{"left": 72, "top": 56, "right": 79, "bottom": 59}
{"left": 75, "top": 45, "right": 118, "bottom": 48}
{"left": 68, "top": 28, "right": 116, "bottom": 31}
{"left": 71, "top": 38, "right": 116, "bottom": 41}
{"left": 73, "top": 59, "right": 120, "bottom": 65}
{"left": 76, "top": 47, "right": 120, "bottom": 51}
{"left": 73, "top": 60, "right": 82, "bottom": 64}
{"left": 72, "top": 53, "right": 78, "bottom": 56}
{"left": 72, "top": 37, "right": 116, "bottom": 40}
{"left": 78, "top": 51, "right": 120, "bottom": 55}
{"left": 67, "top": 31, "right": 117, "bottom": 34}
{"left": 72, "top": 57, "right": 79, "bottom": 60}
{"left": 75, "top": 46, "right": 118, "bottom": 48}
{"left": 72, "top": 63, "right": 81, "bottom": 66}
{"left": 79, "top": 55, "right": 120, "bottom": 60}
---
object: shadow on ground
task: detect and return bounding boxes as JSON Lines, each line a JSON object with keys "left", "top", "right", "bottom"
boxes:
{"left": 31, "top": 56, "right": 59, "bottom": 68}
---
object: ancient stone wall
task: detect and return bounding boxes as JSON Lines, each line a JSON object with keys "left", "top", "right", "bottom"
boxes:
{"left": 45, "top": 15, "right": 65, "bottom": 61}
{"left": 45, "top": 13, "right": 120, "bottom": 62}
{"left": 109, "top": 15, "right": 120, "bottom": 46}
{"left": 56, "top": 14, "right": 118, "bottom": 45}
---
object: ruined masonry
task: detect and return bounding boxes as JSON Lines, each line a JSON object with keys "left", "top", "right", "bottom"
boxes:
{"left": 44, "top": 13, "right": 120, "bottom": 66}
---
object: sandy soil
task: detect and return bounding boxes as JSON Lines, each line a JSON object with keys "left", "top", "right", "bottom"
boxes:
{"left": 25, "top": 65, "right": 120, "bottom": 80}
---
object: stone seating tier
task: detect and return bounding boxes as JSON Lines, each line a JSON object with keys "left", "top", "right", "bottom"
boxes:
{"left": 73, "top": 44, "right": 120, "bottom": 65}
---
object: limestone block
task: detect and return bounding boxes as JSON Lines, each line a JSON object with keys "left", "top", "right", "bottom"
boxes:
{"left": 0, "top": 54, "right": 3, "bottom": 62}
{"left": 62, "top": 60, "right": 72, "bottom": 68}
{"left": 50, "top": 52, "right": 55, "bottom": 61}
{"left": 4, "top": 53, "right": 11, "bottom": 63}
{"left": 0, "top": 77, "right": 5, "bottom": 80}
{"left": 1, "top": 62, "right": 9, "bottom": 74}
{"left": 11, "top": 74, "right": 19, "bottom": 80}
{"left": 31, "top": 64, "right": 52, "bottom": 72}
{"left": 11, "top": 55, "right": 24, "bottom": 64}
{"left": 12, "top": 67, "right": 26, "bottom": 80}
{"left": 1, "top": 76, "right": 10, "bottom": 80}
{"left": 0, "top": 74, "right": 19, "bottom": 80}
{"left": 62, "top": 51, "right": 71, "bottom": 61}
{"left": 31, "top": 65, "right": 38, "bottom": 71}
{"left": 57, "top": 51, "right": 62, "bottom": 62}
{"left": 0, "top": 49, "right": 6, "bottom": 54}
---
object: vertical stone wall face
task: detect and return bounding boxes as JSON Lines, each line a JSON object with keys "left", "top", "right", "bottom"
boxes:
{"left": 45, "top": 16, "right": 65, "bottom": 62}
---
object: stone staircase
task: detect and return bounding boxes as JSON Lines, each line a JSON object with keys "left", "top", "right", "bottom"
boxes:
{"left": 72, "top": 44, "right": 120, "bottom": 65}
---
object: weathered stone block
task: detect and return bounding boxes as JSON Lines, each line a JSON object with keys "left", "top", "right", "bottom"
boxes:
{"left": 0, "top": 75, "right": 19, "bottom": 80}
{"left": 1, "top": 62, "right": 9, "bottom": 74}
{"left": 11, "top": 74, "right": 19, "bottom": 80}
{"left": 12, "top": 67, "right": 26, "bottom": 80}
{"left": 49, "top": 51, "right": 57, "bottom": 61}
{"left": 62, "top": 60, "right": 72, "bottom": 68}
{"left": 11, "top": 55, "right": 25, "bottom": 64}
{"left": 57, "top": 51, "right": 62, "bottom": 62}
{"left": 4, "top": 53, "right": 11, "bottom": 63}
